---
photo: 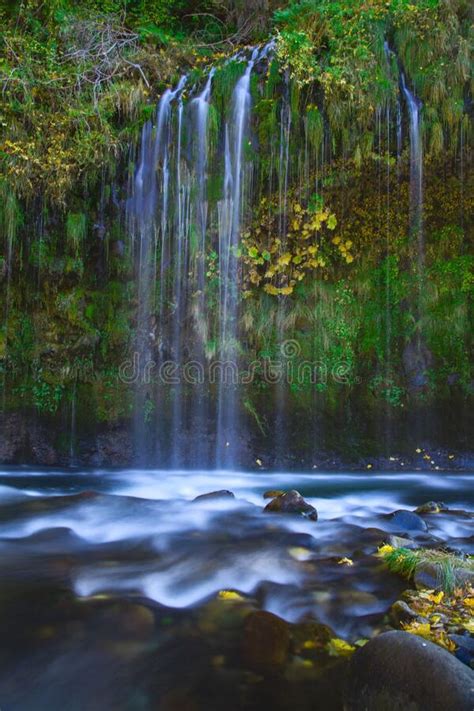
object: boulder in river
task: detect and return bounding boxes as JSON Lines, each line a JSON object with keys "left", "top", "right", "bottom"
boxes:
{"left": 344, "top": 630, "right": 474, "bottom": 711}
{"left": 263, "top": 489, "right": 285, "bottom": 499}
{"left": 387, "top": 534, "right": 418, "bottom": 549}
{"left": 385, "top": 509, "right": 428, "bottom": 532}
{"left": 263, "top": 490, "right": 318, "bottom": 521}
{"left": 415, "top": 501, "right": 447, "bottom": 514}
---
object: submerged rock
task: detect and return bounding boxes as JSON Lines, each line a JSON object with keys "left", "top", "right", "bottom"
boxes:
{"left": 263, "top": 490, "right": 318, "bottom": 521}
{"left": 386, "top": 510, "right": 428, "bottom": 532}
{"left": 242, "top": 610, "right": 290, "bottom": 670}
{"left": 345, "top": 630, "right": 474, "bottom": 711}
{"left": 192, "top": 490, "right": 235, "bottom": 502}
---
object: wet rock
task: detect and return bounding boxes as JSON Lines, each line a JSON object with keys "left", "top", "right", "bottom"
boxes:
{"left": 352, "top": 527, "right": 390, "bottom": 554}
{"left": 0, "top": 414, "right": 25, "bottom": 462}
{"left": 284, "top": 655, "right": 317, "bottom": 681}
{"left": 402, "top": 337, "right": 433, "bottom": 391}
{"left": 415, "top": 501, "right": 447, "bottom": 514}
{"left": 29, "top": 428, "right": 59, "bottom": 466}
{"left": 263, "top": 490, "right": 317, "bottom": 521}
{"left": 414, "top": 563, "right": 474, "bottom": 591}
{"left": 386, "top": 510, "right": 428, "bottom": 532}
{"left": 387, "top": 534, "right": 418, "bottom": 549}
{"left": 338, "top": 590, "right": 382, "bottom": 616}
{"left": 457, "top": 568, "right": 474, "bottom": 587}
{"left": 345, "top": 630, "right": 474, "bottom": 711}
{"left": 192, "top": 490, "right": 235, "bottom": 502}
{"left": 93, "top": 601, "right": 155, "bottom": 642}
{"left": 291, "top": 620, "right": 334, "bottom": 655}
{"left": 389, "top": 600, "right": 428, "bottom": 628}
{"left": 263, "top": 490, "right": 285, "bottom": 499}
{"left": 160, "top": 690, "right": 198, "bottom": 711}
{"left": 450, "top": 634, "right": 474, "bottom": 669}
{"left": 414, "top": 564, "right": 440, "bottom": 590}
{"left": 242, "top": 610, "right": 290, "bottom": 670}
{"left": 197, "top": 593, "right": 256, "bottom": 636}
{"left": 90, "top": 427, "right": 133, "bottom": 467}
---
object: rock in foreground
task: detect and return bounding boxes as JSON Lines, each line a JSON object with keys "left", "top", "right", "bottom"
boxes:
{"left": 242, "top": 610, "right": 290, "bottom": 670}
{"left": 345, "top": 630, "right": 474, "bottom": 711}
{"left": 263, "top": 490, "right": 318, "bottom": 521}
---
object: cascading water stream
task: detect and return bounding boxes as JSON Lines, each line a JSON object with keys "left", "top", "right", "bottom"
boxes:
{"left": 125, "top": 39, "right": 439, "bottom": 469}
{"left": 216, "top": 49, "right": 259, "bottom": 468}
{"left": 128, "top": 49, "right": 275, "bottom": 468}
{"left": 275, "top": 75, "right": 292, "bottom": 467}
{"left": 194, "top": 69, "right": 215, "bottom": 293}
{"left": 129, "top": 77, "right": 186, "bottom": 462}
{"left": 69, "top": 379, "right": 77, "bottom": 466}
{"left": 400, "top": 71, "right": 424, "bottom": 270}
{"left": 182, "top": 70, "right": 216, "bottom": 467}
{"left": 170, "top": 77, "right": 191, "bottom": 467}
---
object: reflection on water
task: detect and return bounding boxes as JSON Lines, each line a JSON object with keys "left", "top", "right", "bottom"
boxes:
{"left": 0, "top": 469, "right": 472, "bottom": 710}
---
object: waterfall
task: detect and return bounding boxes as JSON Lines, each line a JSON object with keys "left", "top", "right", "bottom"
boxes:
{"left": 181, "top": 70, "right": 216, "bottom": 468}
{"left": 275, "top": 76, "right": 292, "bottom": 467}
{"left": 123, "top": 44, "right": 342, "bottom": 468}
{"left": 216, "top": 49, "right": 259, "bottom": 468}
{"left": 125, "top": 40, "right": 432, "bottom": 469}
{"left": 396, "top": 96, "right": 403, "bottom": 167}
{"left": 69, "top": 380, "right": 77, "bottom": 466}
{"left": 170, "top": 77, "right": 190, "bottom": 467}
{"left": 129, "top": 77, "right": 186, "bottom": 462}
{"left": 195, "top": 69, "right": 215, "bottom": 294}
{"left": 400, "top": 72, "right": 424, "bottom": 269}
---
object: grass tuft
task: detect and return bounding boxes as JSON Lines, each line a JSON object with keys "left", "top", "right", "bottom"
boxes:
{"left": 380, "top": 546, "right": 474, "bottom": 594}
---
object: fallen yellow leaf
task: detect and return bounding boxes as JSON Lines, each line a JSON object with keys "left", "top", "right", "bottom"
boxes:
{"left": 326, "top": 638, "right": 356, "bottom": 657}
{"left": 376, "top": 545, "right": 394, "bottom": 557}
{"left": 401, "top": 622, "right": 431, "bottom": 639}
{"left": 420, "top": 590, "right": 444, "bottom": 604}
{"left": 337, "top": 557, "right": 354, "bottom": 566}
{"left": 218, "top": 590, "right": 244, "bottom": 601}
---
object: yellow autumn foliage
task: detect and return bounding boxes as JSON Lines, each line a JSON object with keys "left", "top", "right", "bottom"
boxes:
{"left": 241, "top": 191, "right": 352, "bottom": 297}
{"left": 326, "top": 638, "right": 356, "bottom": 657}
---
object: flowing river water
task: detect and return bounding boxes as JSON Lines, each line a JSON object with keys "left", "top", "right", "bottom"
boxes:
{"left": 0, "top": 469, "right": 472, "bottom": 709}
